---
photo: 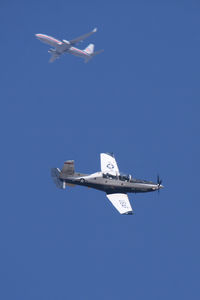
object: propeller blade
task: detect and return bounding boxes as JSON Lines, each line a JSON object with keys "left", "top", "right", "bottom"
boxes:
{"left": 157, "top": 174, "right": 162, "bottom": 186}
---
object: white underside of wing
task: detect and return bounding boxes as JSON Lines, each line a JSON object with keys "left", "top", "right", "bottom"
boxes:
{"left": 100, "top": 153, "right": 120, "bottom": 176}
{"left": 106, "top": 193, "right": 133, "bottom": 214}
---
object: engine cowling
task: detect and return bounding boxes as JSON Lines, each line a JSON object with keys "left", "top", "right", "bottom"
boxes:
{"left": 62, "top": 39, "right": 70, "bottom": 45}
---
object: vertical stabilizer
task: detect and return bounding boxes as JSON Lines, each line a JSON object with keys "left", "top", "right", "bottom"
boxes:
{"left": 84, "top": 43, "right": 95, "bottom": 54}
{"left": 61, "top": 160, "right": 75, "bottom": 176}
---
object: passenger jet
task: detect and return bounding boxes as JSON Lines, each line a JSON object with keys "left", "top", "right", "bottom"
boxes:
{"left": 35, "top": 28, "right": 103, "bottom": 63}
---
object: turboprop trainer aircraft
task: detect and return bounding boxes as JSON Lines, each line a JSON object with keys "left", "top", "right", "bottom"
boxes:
{"left": 51, "top": 153, "right": 164, "bottom": 215}
{"left": 35, "top": 28, "right": 103, "bottom": 63}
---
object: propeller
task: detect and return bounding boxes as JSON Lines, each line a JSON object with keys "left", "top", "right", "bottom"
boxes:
{"left": 157, "top": 174, "right": 163, "bottom": 187}
{"left": 155, "top": 175, "right": 163, "bottom": 199}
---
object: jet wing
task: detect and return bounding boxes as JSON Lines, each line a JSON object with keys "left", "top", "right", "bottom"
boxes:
{"left": 100, "top": 153, "right": 120, "bottom": 176}
{"left": 106, "top": 193, "right": 133, "bottom": 215}
{"left": 49, "top": 52, "right": 60, "bottom": 63}
{"left": 69, "top": 28, "right": 97, "bottom": 45}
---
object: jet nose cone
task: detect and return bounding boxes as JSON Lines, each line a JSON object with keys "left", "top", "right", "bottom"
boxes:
{"left": 35, "top": 34, "right": 41, "bottom": 39}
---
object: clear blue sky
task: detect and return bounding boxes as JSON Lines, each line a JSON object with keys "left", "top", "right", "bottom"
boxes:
{"left": 0, "top": 1, "right": 200, "bottom": 299}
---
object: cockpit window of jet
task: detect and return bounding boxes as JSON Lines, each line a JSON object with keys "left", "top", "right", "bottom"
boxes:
{"left": 35, "top": 28, "right": 103, "bottom": 63}
{"left": 51, "top": 153, "right": 164, "bottom": 215}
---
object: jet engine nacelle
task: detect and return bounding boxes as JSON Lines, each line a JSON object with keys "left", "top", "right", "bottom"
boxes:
{"left": 48, "top": 48, "right": 56, "bottom": 53}
{"left": 62, "top": 39, "right": 70, "bottom": 45}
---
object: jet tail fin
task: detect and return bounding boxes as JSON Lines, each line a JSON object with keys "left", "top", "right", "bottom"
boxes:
{"left": 84, "top": 43, "right": 95, "bottom": 54}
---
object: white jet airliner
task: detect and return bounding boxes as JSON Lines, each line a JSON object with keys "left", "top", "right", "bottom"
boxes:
{"left": 35, "top": 28, "right": 103, "bottom": 63}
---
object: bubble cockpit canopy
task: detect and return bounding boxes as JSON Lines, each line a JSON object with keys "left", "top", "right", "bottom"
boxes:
{"left": 119, "top": 173, "right": 132, "bottom": 181}
{"left": 103, "top": 172, "right": 132, "bottom": 181}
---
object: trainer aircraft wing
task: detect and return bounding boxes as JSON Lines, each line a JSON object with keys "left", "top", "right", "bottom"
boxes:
{"left": 106, "top": 193, "right": 133, "bottom": 215}
{"left": 70, "top": 28, "right": 97, "bottom": 45}
{"left": 100, "top": 153, "right": 120, "bottom": 176}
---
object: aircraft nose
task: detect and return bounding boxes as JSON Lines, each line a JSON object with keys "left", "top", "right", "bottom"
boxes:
{"left": 159, "top": 184, "right": 164, "bottom": 189}
{"left": 35, "top": 34, "right": 41, "bottom": 39}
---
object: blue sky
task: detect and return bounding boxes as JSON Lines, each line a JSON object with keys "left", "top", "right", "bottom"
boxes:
{"left": 0, "top": 0, "right": 200, "bottom": 299}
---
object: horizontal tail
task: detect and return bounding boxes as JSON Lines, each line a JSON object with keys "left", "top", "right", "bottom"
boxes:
{"left": 51, "top": 161, "right": 76, "bottom": 189}
{"left": 92, "top": 49, "right": 104, "bottom": 57}
{"left": 51, "top": 168, "right": 65, "bottom": 189}
{"left": 84, "top": 48, "right": 104, "bottom": 63}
